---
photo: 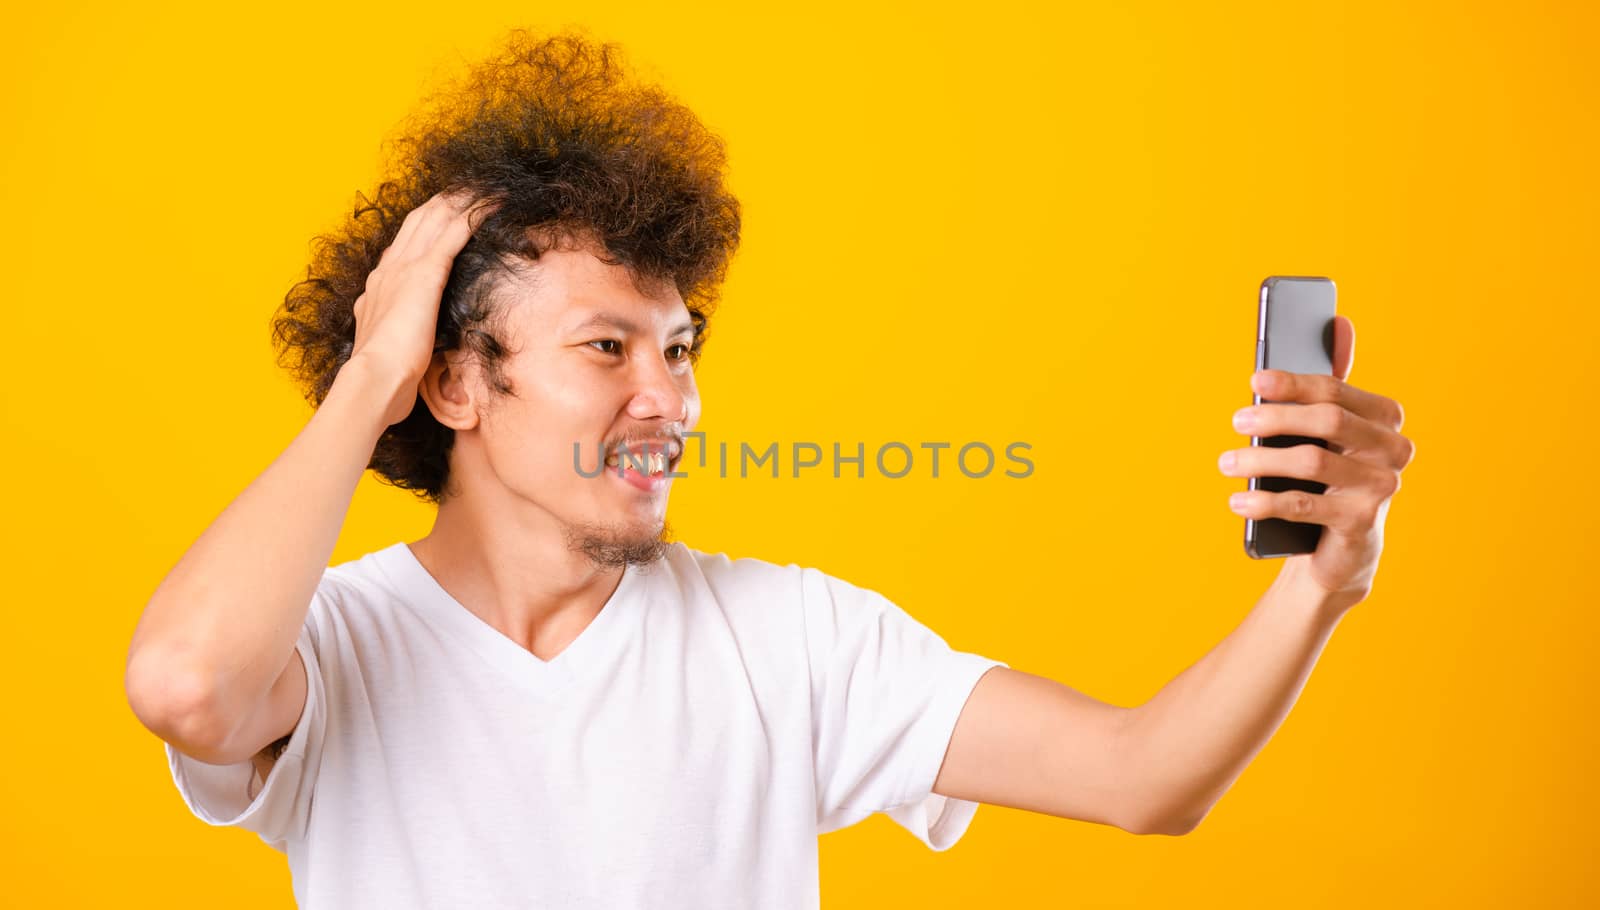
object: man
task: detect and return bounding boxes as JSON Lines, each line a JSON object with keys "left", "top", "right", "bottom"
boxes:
{"left": 124, "top": 27, "right": 1415, "bottom": 909}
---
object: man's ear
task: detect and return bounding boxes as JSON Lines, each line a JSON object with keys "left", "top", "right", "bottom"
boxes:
{"left": 417, "top": 350, "right": 481, "bottom": 431}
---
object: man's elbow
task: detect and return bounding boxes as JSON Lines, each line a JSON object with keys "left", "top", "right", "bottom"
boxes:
{"left": 1115, "top": 722, "right": 1210, "bottom": 835}
{"left": 1123, "top": 803, "right": 1208, "bottom": 837}
{"left": 1154, "top": 812, "right": 1205, "bottom": 836}
{"left": 125, "top": 649, "right": 238, "bottom": 760}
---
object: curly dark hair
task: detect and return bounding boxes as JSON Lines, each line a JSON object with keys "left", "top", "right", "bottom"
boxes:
{"left": 269, "top": 27, "right": 741, "bottom": 504}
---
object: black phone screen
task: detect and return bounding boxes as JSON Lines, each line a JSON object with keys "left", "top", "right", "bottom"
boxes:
{"left": 1246, "top": 276, "right": 1337, "bottom": 559}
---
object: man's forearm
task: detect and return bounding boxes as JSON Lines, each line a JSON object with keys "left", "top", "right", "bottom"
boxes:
{"left": 1123, "top": 557, "right": 1358, "bottom": 833}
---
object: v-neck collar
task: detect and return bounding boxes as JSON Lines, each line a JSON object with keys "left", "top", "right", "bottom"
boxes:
{"left": 368, "top": 540, "right": 649, "bottom": 698}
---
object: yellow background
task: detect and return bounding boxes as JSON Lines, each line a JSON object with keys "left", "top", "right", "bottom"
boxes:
{"left": 3, "top": 1, "right": 1594, "bottom": 906}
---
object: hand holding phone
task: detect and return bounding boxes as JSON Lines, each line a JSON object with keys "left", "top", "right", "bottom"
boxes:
{"left": 1224, "top": 291, "right": 1415, "bottom": 605}
{"left": 1244, "top": 276, "right": 1337, "bottom": 558}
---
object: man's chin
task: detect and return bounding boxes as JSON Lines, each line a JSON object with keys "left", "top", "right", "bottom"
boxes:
{"left": 562, "top": 516, "right": 674, "bottom": 569}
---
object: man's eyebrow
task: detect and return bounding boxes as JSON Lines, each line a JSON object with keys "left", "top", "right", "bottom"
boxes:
{"left": 569, "top": 311, "right": 698, "bottom": 338}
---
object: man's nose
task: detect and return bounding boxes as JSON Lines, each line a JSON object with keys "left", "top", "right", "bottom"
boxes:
{"left": 624, "top": 349, "right": 690, "bottom": 423}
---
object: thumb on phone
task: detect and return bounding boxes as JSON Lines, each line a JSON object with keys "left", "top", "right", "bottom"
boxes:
{"left": 1332, "top": 315, "right": 1355, "bottom": 382}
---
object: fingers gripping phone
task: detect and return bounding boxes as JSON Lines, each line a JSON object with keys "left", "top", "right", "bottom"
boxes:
{"left": 1245, "top": 276, "right": 1337, "bottom": 559}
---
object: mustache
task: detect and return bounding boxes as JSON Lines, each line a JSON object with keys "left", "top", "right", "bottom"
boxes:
{"left": 598, "top": 428, "right": 685, "bottom": 456}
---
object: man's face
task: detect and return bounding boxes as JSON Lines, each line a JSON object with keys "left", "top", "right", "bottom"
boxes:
{"left": 444, "top": 236, "right": 701, "bottom": 564}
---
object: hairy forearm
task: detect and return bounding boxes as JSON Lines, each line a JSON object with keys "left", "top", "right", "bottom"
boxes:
{"left": 1124, "top": 557, "right": 1356, "bottom": 833}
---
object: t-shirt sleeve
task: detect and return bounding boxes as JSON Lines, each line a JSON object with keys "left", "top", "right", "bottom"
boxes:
{"left": 801, "top": 566, "right": 1008, "bottom": 851}
{"left": 163, "top": 608, "right": 328, "bottom": 853}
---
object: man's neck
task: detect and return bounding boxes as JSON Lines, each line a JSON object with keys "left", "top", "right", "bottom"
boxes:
{"left": 407, "top": 505, "right": 624, "bottom": 660}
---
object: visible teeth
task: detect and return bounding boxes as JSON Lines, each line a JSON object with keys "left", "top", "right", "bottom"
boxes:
{"left": 606, "top": 448, "right": 668, "bottom": 474}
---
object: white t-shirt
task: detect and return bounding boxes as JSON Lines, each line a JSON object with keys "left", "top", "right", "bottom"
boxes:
{"left": 164, "top": 540, "right": 1007, "bottom": 909}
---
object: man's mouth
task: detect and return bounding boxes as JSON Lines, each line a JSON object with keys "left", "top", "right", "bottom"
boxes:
{"left": 603, "top": 439, "right": 683, "bottom": 477}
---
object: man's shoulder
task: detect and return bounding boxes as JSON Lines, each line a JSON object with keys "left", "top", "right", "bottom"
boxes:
{"left": 665, "top": 541, "right": 814, "bottom": 602}
{"left": 317, "top": 551, "right": 388, "bottom": 604}
{"left": 295, "top": 545, "right": 408, "bottom": 631}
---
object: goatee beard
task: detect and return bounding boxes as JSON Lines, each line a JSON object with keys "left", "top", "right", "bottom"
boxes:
{"left": 563, "top": 517, "right": 674, "bottom": 569}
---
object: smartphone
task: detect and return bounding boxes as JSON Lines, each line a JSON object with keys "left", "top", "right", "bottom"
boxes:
{"left": 1245, "top": 276, "right": 1337, "bottom": 559}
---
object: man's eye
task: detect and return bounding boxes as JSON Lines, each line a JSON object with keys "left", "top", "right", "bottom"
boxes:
{"left": 588, "top": 339, "right": 622, "bottom": 354}
{"left": 667, "top": 344, "right": 691, "bottom": 361}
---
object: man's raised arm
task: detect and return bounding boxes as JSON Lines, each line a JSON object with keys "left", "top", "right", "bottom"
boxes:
{"left": 123, "top": 354, "right": 396, "bottom": 764}
{"left": 124, "top": 189, "right": 497, "bottom": 766}
{"left": 934, "top": 323, "right": 1414, "bottom": 835}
